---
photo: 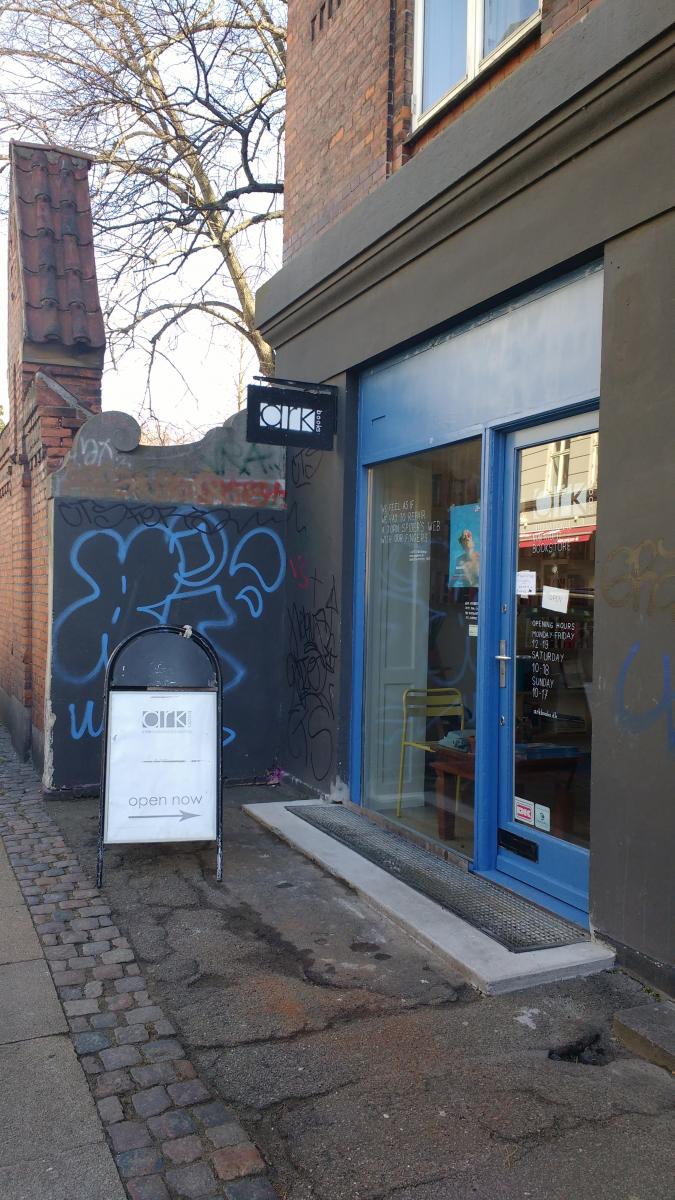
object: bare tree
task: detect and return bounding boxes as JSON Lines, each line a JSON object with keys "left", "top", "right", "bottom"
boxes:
{"left": 138, "top": 415, "right": 201, "bottom": 445}
{"left": 0, "top": 0, "right": 286, "bottom": 393}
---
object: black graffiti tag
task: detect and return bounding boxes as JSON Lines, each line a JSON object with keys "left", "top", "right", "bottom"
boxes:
{"left": 286, "top": 576, "right": 339, "bottom": 782}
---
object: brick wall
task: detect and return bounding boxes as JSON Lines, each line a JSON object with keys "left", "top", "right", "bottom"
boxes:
{"left": 0, "top": 184, "right": 102, "bottom": 764}
{"left": 284, "top": 0, "right": 392, "bottom": 260}
{"left": 284, "top": 0, "right": 606, "bottom": 257}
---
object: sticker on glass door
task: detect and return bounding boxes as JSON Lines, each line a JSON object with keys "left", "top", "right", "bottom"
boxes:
{"left": 498, "top": 423, "right": 599, "bottom": 915}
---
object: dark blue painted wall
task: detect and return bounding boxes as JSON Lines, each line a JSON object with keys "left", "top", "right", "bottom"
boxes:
{"left": 50, "top": 498, "right": 286, "bottom": 792}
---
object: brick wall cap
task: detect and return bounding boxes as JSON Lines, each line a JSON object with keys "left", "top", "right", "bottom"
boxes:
{"left": 10, "top": 140, "right": 106, "bottom": 352}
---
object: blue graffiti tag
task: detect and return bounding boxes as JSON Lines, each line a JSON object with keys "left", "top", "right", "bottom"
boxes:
{"left": 614, "top": 641, "right": 674, "bottom": 753}
{"left": 68, "top": 700, "right": 104, "bottom": 740}
{"left": 53, "top": 507, "right": 286, "bottom": 741}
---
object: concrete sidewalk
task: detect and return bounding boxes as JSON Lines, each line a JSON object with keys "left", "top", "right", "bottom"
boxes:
{"left": 0, "top": 731, "right": 279, "bottom": 1200}
{"left": 1, "top": 730, "right": 674, "bottom": 1200}
{"left": 0, "top": 838, "right": 125, "bottom": 1199}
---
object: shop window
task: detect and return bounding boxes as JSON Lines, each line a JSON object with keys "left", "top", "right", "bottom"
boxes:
{"left": 362, "top": 438, "right": 482, "bottom": 858}
{"left": 415, "top": 0, "right": 541, "bottom": 120}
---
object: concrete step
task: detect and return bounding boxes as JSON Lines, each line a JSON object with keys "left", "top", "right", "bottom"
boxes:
{"left": 244, "top": 800, "right": 615, "bottom": 995}
{"left": 613, "top": 1001, "right": 675, "bottom": 1072}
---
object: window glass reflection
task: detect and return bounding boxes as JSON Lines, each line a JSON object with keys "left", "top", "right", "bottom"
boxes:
{"left": 483, "top": 0, "right": 538, "bottom": 57}
{"left": 363, "top": 439, "right": 481, "bottom": 857}
{"left": 422, "top": 0, "right": 467, "bottom": 111}
{"left": 513, "top": 432, "right": 598, "bottom": 848}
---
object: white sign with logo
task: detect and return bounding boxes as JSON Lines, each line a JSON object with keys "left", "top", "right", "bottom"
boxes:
{"left": 104, "top": 690, "right": 218, "bottom": 844}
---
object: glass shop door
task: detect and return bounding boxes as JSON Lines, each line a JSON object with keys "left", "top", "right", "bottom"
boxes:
{"left": 496, "top": 416, "right": 599, "bottom": 917}
{"left": 362, "top": 438, "right": 482, "bottom": 859}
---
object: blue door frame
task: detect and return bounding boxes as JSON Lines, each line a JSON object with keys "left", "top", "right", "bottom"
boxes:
{"left": 487, "top": 413, "right": 598, "bottom": 921}
{"left": 350, "top": 266, "right": 603, "bottom": 925}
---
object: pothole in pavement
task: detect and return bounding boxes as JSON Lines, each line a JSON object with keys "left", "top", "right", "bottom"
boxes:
{"left": 548, "top": 1031, "right": 615, "bottom": 1066}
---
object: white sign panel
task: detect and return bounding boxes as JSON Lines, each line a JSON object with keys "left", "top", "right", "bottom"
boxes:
{"left": 541, "top": 585, "right": 570, "bottom": 614}
{"left": 104, "top": 690, "right": 218, "bottom": 844}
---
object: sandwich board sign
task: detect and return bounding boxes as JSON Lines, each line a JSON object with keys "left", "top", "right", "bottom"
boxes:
{"left": 97, "top": 625, "right": 222, "bottom": 887}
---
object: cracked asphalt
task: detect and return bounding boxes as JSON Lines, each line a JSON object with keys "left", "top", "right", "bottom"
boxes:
{"left": 52, "top": 787, "right": 675, "bottom": 1199}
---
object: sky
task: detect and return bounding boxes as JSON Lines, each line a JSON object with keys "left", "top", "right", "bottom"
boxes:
{"left": 0, "top": 211, "right": 271, "bottom": 440}
{"left": 0, "top": 2, "right": 285, "bottom": 442}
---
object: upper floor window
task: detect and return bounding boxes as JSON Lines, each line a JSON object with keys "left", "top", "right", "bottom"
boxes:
{"left": 416, "top": 0, "right": 541, "bottom": 120}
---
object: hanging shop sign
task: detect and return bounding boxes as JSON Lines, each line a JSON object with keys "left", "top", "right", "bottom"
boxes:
{"left": 97, "top": 625, "right": 223, "bottom": 887}
{"left": 246, "top": 377, "right": 338, "bottom": 449}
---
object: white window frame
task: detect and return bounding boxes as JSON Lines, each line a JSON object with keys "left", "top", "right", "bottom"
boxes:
{"left": 545, "top": 438, "right": 571, "bottom": 495}
{"left": 412, "top": 0, "right": 542, "bottom": 129}
{"left": 587, "top": 432, "right": 599, "bottom": 492}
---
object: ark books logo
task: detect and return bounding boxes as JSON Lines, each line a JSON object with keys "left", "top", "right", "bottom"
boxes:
{"left": 259, "top": 402, "right": 321, "bottom": 433}
{"left": 142, "top": 710, "right": 191, "bottom": 730}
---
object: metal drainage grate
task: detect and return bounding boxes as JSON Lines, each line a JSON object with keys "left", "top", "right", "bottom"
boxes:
{"left": 288, "top": 805, "right": 587, "bottom": 953}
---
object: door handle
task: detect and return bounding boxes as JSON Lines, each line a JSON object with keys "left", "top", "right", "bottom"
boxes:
{"left": 496, "top": 640, "right": 510, "bottom": 688}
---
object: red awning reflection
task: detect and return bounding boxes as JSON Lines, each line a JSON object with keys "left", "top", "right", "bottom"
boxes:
{"left": 519, "top": 524, "right": 596, "bottom": 548}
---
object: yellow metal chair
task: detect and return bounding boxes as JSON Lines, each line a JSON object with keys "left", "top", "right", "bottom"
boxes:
{"left": 396, "top": 687, "right": 465, "bottom": 817}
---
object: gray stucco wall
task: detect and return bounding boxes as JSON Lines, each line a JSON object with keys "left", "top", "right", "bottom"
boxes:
{"left": 281, "top": 374, "right": 357, "bottom": 794}
{"left": 258, "top": 12, "right": 675, "bottom": 975}
{"left": 590, "top": 210, "right": 675, "bottom": 978}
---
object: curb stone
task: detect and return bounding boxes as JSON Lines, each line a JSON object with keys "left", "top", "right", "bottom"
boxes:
{"left": 0, "top": 730, "right": 281, "bottom": 1200}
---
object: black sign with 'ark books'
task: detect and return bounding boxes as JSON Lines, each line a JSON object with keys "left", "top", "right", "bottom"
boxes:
{"left": 246, "top": 377, "right": 338, "bottom": 449}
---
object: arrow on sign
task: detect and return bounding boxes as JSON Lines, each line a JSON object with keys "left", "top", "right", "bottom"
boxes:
{"left": 129, "top": 811, "right": 200, "bottom": 822}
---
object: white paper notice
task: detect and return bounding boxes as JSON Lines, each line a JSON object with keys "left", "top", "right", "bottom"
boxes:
{"left": 541, "top": 585, "right": 570, "bottom": 614}
{"left": 104, "top": 690, "right": 218, "bottom": 844}
{"left": 516, "top": 570, "right": 537, "bottom": 597}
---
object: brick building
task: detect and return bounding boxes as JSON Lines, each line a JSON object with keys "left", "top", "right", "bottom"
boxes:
{"left": 258, "top": 0, "right": 675, "bottom": 988}
{"left": 0, "top": 142, "right": 104, "bottom": 766}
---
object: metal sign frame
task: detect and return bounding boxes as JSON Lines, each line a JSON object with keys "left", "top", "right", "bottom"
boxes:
{"left": 246, "top": 376, "right": 338, "bottom": 449}
{"left": 96, "top": 625, "right": 223, "bottom": 887}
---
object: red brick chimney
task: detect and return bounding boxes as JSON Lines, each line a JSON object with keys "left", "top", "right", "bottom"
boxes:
{"left": 0, "top": 141, "right": 105, "bottom": 765}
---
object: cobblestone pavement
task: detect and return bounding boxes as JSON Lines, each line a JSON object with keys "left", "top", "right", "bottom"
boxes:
{"left": 0, "top": 728, "right": 278, "bottom": 1200}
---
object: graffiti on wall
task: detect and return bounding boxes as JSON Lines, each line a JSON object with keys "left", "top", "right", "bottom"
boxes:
{"left": 601, "top": 538, "right": 675, "bottom": 619}
{"left": 614, "top": 641, "right": 674, "bottom": 753}
{"left": 601, "top": 538, "right": 675, "bottom": 754}
{"left": 61, "top": 468, "right": 286, "bottom": 509}
{"left": 51, "top": 499, "right": 286, "bottom": 786}
{"left": 57, "top": 411, "right": 287, "bottom": 510}
{"left": 284, "top": 447, "right": 340, "bottom": 782}
{"left": 286, "top": 571, "right": 339, "bottom": 782}
{"left": 291, "top": 446, "right": 323, "bottom": 489}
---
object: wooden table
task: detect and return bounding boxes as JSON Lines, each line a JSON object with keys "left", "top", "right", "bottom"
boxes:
{"left": 429, "top": 744, "right": 583, "bottom": 841}
{"left": 429, "top": 747, "right": 475, "bottom": 840}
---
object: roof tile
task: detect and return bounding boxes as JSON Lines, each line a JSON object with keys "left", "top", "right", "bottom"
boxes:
{"left": 10, "top": 141, "right": 105, "bottom": 351}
